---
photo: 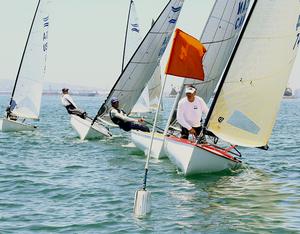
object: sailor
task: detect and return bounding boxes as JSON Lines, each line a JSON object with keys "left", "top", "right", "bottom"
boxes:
{"left": 61, "top": 88, "right": 87, "bottom": 119}
{"left": 109, "top": 97, "right": 150, "bottom": 132}
{"left": 5, "top": 99, "right": 17, "bottom": 121}
{"left": 176, "top": 85, "right": 209, "bottom": 140}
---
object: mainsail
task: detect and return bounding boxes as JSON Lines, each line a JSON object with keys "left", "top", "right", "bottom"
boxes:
{"left": 148, "top": 65, "right": 162, "bottom": 110}
{"left": 168, "top": 0, "right": 250, "bottom": 127}
{"left": 10, "top": 0, "right": 50, "bottom": 119}
{"left": 95, "top": 0, "right": 184, "bottom": 120}
{"left": 206, "top": 0, "right": 300, "bottom": 147}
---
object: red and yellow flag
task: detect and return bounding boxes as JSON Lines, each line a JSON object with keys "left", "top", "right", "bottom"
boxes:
{"left": 165, "top": 28, "right": 206, "bottom": 80}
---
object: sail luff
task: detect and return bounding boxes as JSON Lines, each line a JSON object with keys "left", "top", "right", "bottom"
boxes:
{"left": 204, "top": 0, "right": 257, "bottom": 128}
{"left": 121, "top": 0, "right": 133, "bottom": 72}
{"left": 9, "top": 0, "right": 41, "bottom": 110}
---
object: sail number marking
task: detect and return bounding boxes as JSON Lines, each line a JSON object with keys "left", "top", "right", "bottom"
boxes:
{"left": 43, "top": 16, "right": 49, "bottom": 52}
{"left": 235, "top": 0, "right": 250, "bottom": 30}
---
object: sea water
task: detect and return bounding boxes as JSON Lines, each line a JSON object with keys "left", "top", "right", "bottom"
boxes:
{"left": 0, "top": 95, "right": 299, "bottom": 233}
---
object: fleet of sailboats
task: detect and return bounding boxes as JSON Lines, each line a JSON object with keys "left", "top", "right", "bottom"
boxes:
{"left": 1, "top": 0, "right": 299, "bottom": 179}
{"left": 0, "top": 0, "right": 50, "bottom": 132}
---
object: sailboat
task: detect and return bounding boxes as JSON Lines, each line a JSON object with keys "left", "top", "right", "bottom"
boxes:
{"left": 70, "top": 0, "right": 184, "bottom": 140}
{"left": 131, "top": 0, "right": 250, "bottom": 159}
{"left": 0, "top": 0, "right": 50, "bottom": 132}
{"left": 164, "top": 0, "right": 300, "bottom": 175}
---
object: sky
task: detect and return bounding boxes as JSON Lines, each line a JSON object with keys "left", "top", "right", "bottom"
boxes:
{"left": 0, "top": 0, "right": 299, "bottom": 92}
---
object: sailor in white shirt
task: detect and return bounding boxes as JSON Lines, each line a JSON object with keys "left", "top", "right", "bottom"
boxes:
{"left": 109, "top": 97, "right": 150, "bottom": 132}
{"left": 176, "top": 85, "right": 209, "bottom": 139}
{"left": 61, "top": 88, "right": 87, "bottom": 119}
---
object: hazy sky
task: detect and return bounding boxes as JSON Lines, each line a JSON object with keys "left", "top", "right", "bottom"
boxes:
{"left": 0, "top": 0, "right": 299, "bottom": 91}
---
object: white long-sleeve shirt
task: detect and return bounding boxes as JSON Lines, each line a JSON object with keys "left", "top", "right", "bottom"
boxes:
{"left": 61, "top": 94, "right": 78, "bottom": 108}
{"left": 110, "top": 108, "right": 137, "bottom": 123}
{"left": 176, "top": 96, "right": 209, "bottom": 130}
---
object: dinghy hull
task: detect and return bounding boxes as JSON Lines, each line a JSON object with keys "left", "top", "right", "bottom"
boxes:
{"left": 131, "top": 130, "right": 166, "bottom": 159}
{"left": 164, "top": 136, "right": 241, "bottom": 175}
{"left": 70, "top": 115, "right": 112, "bottom": 140}
{"left": 0, "top": 118, "right": 36, "bottom": 132}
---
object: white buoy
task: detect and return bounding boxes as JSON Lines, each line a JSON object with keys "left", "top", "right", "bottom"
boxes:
{"left": 133, "top": 189, "right": 151, "bottom": 217}
{"left": 133, "top": 75, "right": 167, "bottom": 217}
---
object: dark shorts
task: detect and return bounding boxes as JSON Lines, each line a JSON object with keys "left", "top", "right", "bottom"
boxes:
{"left": 181, "top": 126, "right": 202, "bottom": 139}
{"left": 121, "top": 122, "right": 150, "bottom": 132}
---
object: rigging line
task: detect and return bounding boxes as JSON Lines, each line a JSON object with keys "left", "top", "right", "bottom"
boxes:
{"left": 9, "top": 0, "right": 42, "bottom": 109}
{"left": 202, "top": 34, "right": 237, "bottom": 45}
{"left": 204, "top": 0, "right": 258, "bottom": 129}
{"left": 209, "top": 15, "right": 235, "bottom": 27}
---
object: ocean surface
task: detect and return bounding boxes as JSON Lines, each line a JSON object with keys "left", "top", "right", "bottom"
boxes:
{"left": 0, "top": 95, "right": 299, "bottom": 233}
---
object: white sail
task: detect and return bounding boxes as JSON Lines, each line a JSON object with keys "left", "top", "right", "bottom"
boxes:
{"left": 123, "top": 0, "right": 142, "bottom": 66}
{"left": 97, "top": 0, "right": 184, "bottom": 118}
{"left": 11, "top": 0, "right": 50, "bottom": 119}
{"left": 131, "top": 87, "right": 150, "bottom": 113}
{"left": 132, "top": 65, "right": 162, "bottom": 113}
{"left": 128, "top": 0, "right": 151, "bottom": 113}
{"left": 207, "top": 0, "right": 300, "bottom": 147}
{"left": 148, "top": 65, "right": 162, "bottom": 110}
{"left": 168, "top": 0, "right": 250, "bottom": 127}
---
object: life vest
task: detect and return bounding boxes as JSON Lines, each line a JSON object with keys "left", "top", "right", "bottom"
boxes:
{"left": 109, "top": 108, "right": 129, "bottom": 130}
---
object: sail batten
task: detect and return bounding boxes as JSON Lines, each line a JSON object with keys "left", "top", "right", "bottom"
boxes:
{"left": 206, "top": 0, "right": 300, "bottom": 148}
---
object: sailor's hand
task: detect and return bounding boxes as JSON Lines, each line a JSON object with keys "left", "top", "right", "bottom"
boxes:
{"left": 189, "top": 128, "right": 196, "bottom": 135}
{"left": 138, "top": 118, "right": 144, "bottom": 123}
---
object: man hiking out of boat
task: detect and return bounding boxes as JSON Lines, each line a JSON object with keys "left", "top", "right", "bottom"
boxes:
{"left": 177, "top": 85, "right": 209, "bottom": 141}
{"left": 61, "top": 88, "right": 87, "bottom": 119}
{"left": 109, "top": 97, "right": 150, "bottom": 132}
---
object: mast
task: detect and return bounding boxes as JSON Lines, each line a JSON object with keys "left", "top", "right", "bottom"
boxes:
{"left": 8, "top": 0, "right": 42, "bottom": 111}
{"left": 121, "top": 0, "right": 133, "bottom": 72}
{"left": 204, "top": 0, "right": 258, "bottom": 129}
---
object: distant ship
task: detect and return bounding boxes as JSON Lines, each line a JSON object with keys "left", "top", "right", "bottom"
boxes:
{"left": 169, "top": 85, "right": 178, "bottom": 97}
{"left": 283, "top": 87, "right": 293, "bottom": 97}
{"left": 282, "top": 87, "right": 298, "bottom": 99}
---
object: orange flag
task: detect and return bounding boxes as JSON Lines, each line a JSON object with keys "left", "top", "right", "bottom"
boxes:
{"left": 165, "top": 28, "right": 206, "bottom": 80}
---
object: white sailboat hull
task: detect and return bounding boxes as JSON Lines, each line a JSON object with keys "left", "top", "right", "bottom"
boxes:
{"left": 70, "top": 115, "right": 112, "bottom": 140}
{"left": 131, "top": 130, "right": 166, "bottom": 159}
{"left": 164, "top": 136, "right": 242, "bottom": 175}
{"left": 0, "top": 118, "right": 36, "bottom": 132}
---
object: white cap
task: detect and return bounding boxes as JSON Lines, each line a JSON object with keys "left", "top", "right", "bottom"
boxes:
{"left": 185, "top": 86, "right": 196, "bottom": 94}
